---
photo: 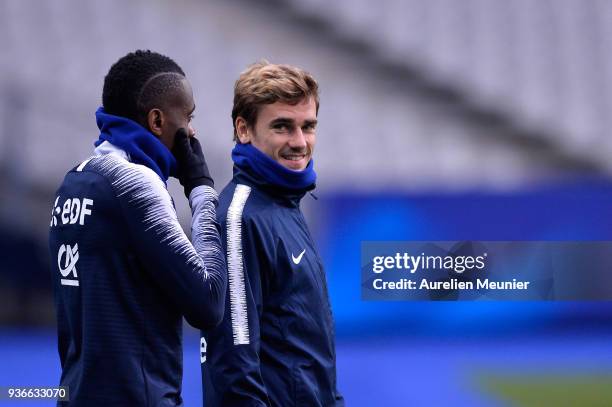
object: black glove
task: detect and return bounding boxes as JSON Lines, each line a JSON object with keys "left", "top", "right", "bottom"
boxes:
{"left": 172, "top": 128, "right": 214, "bottom": 198}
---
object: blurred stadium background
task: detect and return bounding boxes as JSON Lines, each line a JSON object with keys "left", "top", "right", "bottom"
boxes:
{"left": 1, "top": 0, "right": 612, "bottom": 405}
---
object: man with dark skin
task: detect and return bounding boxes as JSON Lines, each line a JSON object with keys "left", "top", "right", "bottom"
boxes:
{"left": 49, "top": 50, "right": 226, "bottom": 406}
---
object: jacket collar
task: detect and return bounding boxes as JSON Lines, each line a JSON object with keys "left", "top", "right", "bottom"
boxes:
{"left": 94, "top": 107, "right": 177, "bottom": 182}
{"left": 232, "top": 165, "right": 315, "bottom": 208}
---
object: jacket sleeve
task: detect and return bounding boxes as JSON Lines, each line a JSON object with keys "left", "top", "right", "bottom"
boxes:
{"left": 114, "top": 167, "right": 227, "bottom": 330}
{"left": 201, "top": 211, "right": 271, "bottom": 406}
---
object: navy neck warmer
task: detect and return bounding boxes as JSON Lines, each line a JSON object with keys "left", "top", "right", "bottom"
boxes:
{"left": 232, "top": 143, "right": 316, "bottom": 191}
{"left": 94, "top": 107, "right": 177, "bottom": 182}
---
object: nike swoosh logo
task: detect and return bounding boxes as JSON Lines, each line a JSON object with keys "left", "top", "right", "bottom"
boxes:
{"left": 292, "top": 249, "right": 306, "bottom": 265}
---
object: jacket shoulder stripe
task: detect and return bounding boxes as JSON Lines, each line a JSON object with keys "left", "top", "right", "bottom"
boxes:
{"left": 226, "top": 184, "right": 252, "bottom": 345}
{"left": 76, "top": 157, "right": 94, "bottom": 172}
{"left": 87, "top": 154, "right": 204, "bottom": 269}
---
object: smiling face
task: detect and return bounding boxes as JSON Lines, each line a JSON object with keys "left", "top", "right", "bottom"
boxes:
{"left": 235, "top": 97, "right": 317, "bottom": 171}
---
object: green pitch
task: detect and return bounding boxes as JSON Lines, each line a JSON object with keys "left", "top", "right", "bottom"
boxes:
{"left": 479, "top": 374, "right": 612, "bottom": 407}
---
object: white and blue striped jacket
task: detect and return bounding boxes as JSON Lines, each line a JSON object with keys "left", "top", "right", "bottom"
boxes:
{"left": 49, "top": 142, "right": 226, "bottom": 406}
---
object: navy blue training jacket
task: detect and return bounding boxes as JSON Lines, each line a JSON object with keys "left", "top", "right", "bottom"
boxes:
{"left": 49, "top": 146, "right": 226, "bottom": 406}
{"left": 201, "top": 165, "right": 344, "bottom": 406}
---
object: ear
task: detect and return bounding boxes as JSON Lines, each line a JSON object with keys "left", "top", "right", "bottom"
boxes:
{"left": 146, "top": 108, "right": 164, "bottom": 137}
{"left": 235, "top": 116, "right": 252, "bottom": 144}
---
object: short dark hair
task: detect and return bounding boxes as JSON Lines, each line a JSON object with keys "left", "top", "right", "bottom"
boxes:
{"left": 102, "top": 50, "right": 186, "bottom": 122}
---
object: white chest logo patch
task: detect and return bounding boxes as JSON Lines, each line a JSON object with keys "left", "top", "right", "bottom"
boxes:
{"left": 292, "top": 249, "right": 306, "bottom": 265}
{"left": 58, "top": 243, "right": 80, "bottom": 286}
{"left": 50, "top": 196, "right": 94, "bottom": 227}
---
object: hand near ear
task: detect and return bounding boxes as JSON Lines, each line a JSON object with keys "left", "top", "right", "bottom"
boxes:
{"left": 172, "top": 128, "right": 214, "bottom": 198}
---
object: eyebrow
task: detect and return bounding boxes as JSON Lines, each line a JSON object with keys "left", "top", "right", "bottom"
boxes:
{"left": 269, "top": 117, "right": 318, "bottom": 126}
{"left": 270, "top": 117, "right": 294, "bottom": 126}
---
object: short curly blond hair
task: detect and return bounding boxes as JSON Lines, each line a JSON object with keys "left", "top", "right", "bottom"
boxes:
{"left": 231, "top": 61, "right": 319, "bottom": 142}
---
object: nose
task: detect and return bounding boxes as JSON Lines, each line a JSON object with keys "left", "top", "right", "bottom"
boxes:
{"left": 289, "top": 128, "right": 307, "bottom": 149}
{"left": 188, "top": 123, "right": 196, "bottom": 137}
